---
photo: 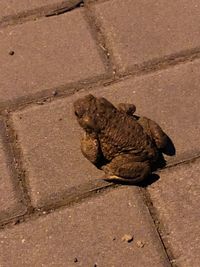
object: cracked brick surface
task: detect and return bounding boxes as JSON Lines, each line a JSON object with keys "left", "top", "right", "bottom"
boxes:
{"left": 148, "top": 159, "right": 200, "bottom": 267}
{"left": 0, "top": 122, "right": 26, "bottom": 223}
{"left": 0, "top": 187, "right": 170, "bottom": 267}
{"left": 0, "top": 9, "right": 106, "bottom": 104}
{"left": 93, "top": 0, "right": 200, "bottom": 71}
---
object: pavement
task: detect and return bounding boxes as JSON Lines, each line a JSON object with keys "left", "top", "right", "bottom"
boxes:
{"left": 0, "top": 0, "right": 200, "bottom": 266}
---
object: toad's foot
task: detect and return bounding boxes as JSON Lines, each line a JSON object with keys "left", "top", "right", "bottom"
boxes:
{"left": 81, "top": 132, "right": 100, "bottom": 164}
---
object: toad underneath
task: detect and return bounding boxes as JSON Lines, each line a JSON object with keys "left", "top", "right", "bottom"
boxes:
{"left": 74, "top": 94, "right": 174, "bottom": 183}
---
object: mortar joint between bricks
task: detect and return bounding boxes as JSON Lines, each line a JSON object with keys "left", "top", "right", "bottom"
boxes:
{"left": 1, "top": 49, "right": 200, "bottom": 115}
{"left": 3, "top": 115, "right": 33, "bottom": 211}
{"left": 0, "top": 182, "right": 117, "bottom": 231}
{"left": 83, "top": 4, "right": 117, "bottom": 75}
{"left": 139, "top": 187, "right": 175, "bottom": 267}
{"left": 0, "top": 73, "right": 114, "bottom": 114}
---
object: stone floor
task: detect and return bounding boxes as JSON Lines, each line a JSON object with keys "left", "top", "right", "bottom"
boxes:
{"left": 0, "top": 1, "right": 200, "bottom": 266}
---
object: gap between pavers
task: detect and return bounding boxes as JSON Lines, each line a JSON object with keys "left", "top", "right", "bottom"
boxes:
{"left": 0, "top": 121, "right": 27, "bottom": 223}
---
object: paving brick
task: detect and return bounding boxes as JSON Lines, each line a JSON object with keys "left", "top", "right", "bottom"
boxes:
{"left": 0, "top": 9, "right": 106, "bottom": 103}
{"left": 148, "top": 159, "right": 200, "bottom": 267}
{"left": 0, "top": 123, "right": 26, "bottom": 223}
{"left": 0, "top": 187, "right": 170, "bottom": 267}
{"left": 93, "top": 0, "right": 200, "bottom": 71}
{"left": 11, "top": 99, "right": 103, "bottom": 207}
{"left": 12, "top": 59, "right": 200, "bottom": 207}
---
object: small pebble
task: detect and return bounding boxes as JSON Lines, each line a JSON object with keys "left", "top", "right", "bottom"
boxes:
{"left": 122, "top": 234, "right": 134, "bottom": 243}
{"left": 52, "top": 90, "right": 58, "bottom": 96}
{"left": 74, "top": 257, "right": 78, "bottom": 263}
{"left": 9, "top": 50, "right": 15, "bottom": 55}
{"left": 170, "top": 259, "right": 176, "bottom": 263}
{"left": 136, "top": 240, "right": 145, "bottom": 248}
{"left": 36, "top": 101, "right": 44, "bottom": 105}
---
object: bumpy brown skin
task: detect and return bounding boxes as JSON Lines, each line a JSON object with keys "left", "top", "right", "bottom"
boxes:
{"left": 74, "top": 94, "right": 170, "bottom": 183}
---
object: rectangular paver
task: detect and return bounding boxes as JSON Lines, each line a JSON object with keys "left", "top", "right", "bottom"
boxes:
{"left": 11, "top": 59, "right": 200, "bottom": 207}
{"left": 0, "top": 187, "right": 170, "bottom": 267}
{"left": 0, "top": 122, "right": 26, "bottom": 223}
{"left": 11, "top": 99, "right": 103, "bottom": 207}
{"left": 0, "top": 9, "right": 106, "bottom": 103}
{"left": 93, "top": 0, "right": 200, "bottom": 72}
{"left": 148, "top": 159, "right": 200, "bottom": 267}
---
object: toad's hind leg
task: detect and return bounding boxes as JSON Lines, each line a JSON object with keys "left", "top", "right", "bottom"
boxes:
{"left": 102, "top": 154, "right": 151, "bottom": 183}
{"left": 138, "top": 117, "right": 170, "bottom": 153}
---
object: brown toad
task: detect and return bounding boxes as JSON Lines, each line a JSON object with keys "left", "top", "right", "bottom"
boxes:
{"left": 74, "top": 94, "right": 174, "bottom": 183}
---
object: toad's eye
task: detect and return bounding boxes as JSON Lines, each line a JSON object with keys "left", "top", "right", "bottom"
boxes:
{"left": 74, "top": 106, "right": 87, "bottom": 118}
{"left": 75, "top": 109, "right": 84, "bottom": 117}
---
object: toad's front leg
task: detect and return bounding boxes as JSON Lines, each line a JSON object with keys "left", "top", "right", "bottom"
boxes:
{"left": 80, "top": 132, "right": 101, "bottom": 165}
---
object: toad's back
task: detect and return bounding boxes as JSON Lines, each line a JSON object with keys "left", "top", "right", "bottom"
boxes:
{"left": 98, "top": 110, "right": 157, "bottom": 161}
